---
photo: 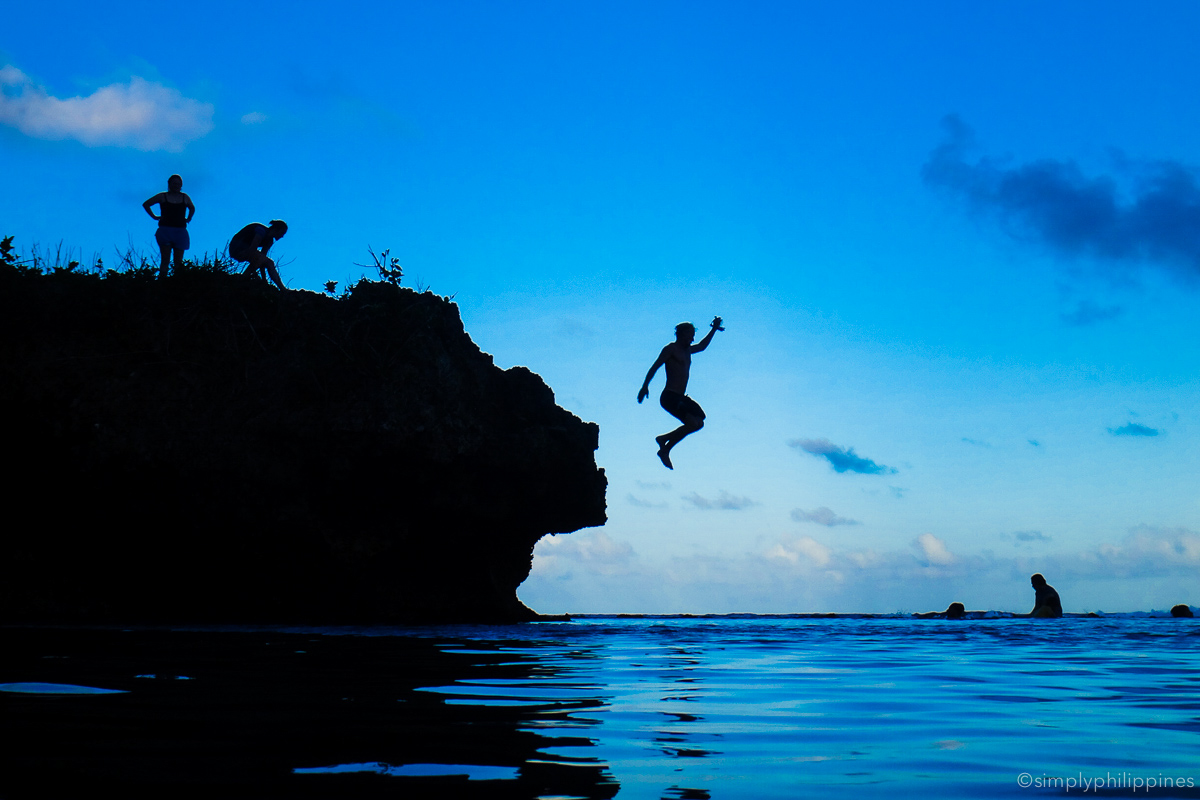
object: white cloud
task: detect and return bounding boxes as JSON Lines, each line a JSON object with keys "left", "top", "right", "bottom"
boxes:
{"left": 913, "top": 533, "right": 955, "bottom": 566}
{"left": 846, "top": 549, "right": 884, "bottom": 570}
{"left": 0, "top": 66, "right": 213, "bottom": 151}
{"left": 768, "top": 536, "right": 833, "bottom": 567}
{"left": 241, "top": 111, "right": 268, "bottom": 125}
{"left": 531, "top": 530, "right": 634, "bottom": 576}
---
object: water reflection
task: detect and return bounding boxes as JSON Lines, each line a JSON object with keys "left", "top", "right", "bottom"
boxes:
{"left": 0, "top": 681, "right": 128, "bottom": 694}
{"left": 0, "top": 627, "right": 620, "bottom": 798}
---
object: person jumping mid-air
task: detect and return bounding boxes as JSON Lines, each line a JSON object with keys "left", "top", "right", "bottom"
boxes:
{"left": 230, "top": 220, "right": 288, "bottom": 289}
{"left": 637, "top": 316, "right": 723, "bottom": 469}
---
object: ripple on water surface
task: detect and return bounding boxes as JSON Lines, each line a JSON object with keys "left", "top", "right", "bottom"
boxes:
{"left": 396, "top": 616, "right": 1200, "bottom": 799}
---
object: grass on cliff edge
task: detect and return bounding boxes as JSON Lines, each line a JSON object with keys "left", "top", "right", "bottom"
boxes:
{"left": 0, "top": 235, "right": 425, "bottom": 298}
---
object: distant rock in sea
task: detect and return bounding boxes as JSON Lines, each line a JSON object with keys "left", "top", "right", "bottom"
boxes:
{"left": 0, "top": 263, "right": 606, "bottom": 623}
{"left": 1171, "top": 604, "right": 1194, "bottom": 618}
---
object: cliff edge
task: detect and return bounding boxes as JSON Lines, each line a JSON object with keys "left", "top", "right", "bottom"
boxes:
{"left": 0, "top": 264, "right": 606, "bottom": 623}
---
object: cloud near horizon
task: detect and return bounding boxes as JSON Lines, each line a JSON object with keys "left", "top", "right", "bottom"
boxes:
{"left": 913, "top": 533, "right": 955, "bottom": 566}
{"left": 791, "top": 506, "right": 861, "bottom": 527}
{"left": 766, "top": 525, "right": 1200, "bottom": 585}
{"left": 789, "top": 438, "right": 897, "bottom": 475}
{"left": 530, "top": 530, "right": 634, "bottom": 576}
{"left": 767, "top": 536, "right": 833, "bottom": 568}
{"left": 1069, "top": 525, "right": 1200, "bottom": 578}
{"left": 923, "top": 115, "right": 1200, "bottom": 280}
{"left": 0, "top": 65, "right": 213, "bottom": 151}
{"left": 525, "top": 525, "right": 1200, "bottom": 614}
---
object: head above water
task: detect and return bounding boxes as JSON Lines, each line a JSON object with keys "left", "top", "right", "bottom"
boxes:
{"left": 167, "top": 174, "right": 183, "bottom": 191}
{"left": 675, "top": 322, "right": 696, "bottom": 342}
{"left": 269, "top": 219, "right": 288, "bottom": 238}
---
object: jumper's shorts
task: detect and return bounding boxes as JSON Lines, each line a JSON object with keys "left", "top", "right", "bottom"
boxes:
{"left": 660, "top": 389, "right": 705, "bottom": 423}
{"left": 155, "top": 226, "right": 190, "bottom": 251}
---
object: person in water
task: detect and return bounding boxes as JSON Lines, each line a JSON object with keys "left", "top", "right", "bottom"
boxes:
{"left": 142, "top": 174, "right": 195, "bottom": 278}
{"left": 915, "top": 602, "right": 966, "bottom": 619}
{"left": 1029, "top": 573, "right": 1063, "bottom": 618}
{"left": 637, "top": 316, "right": 723, "bottom": 469}
{"left": 230, "top": 220, "right": 288, "bottom": 289}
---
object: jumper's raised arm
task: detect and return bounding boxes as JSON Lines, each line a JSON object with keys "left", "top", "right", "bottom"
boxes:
{"left": 689, "top": 316, "right": 722, "bottom": 353}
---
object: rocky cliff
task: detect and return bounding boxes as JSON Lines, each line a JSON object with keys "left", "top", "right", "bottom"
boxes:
{"left": 0, "top": 264, "right": 606, "bottom": 623}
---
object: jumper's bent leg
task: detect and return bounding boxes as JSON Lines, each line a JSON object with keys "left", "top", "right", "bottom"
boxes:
{"left": 655, "top": 415, "right": 704, "bottom": 469}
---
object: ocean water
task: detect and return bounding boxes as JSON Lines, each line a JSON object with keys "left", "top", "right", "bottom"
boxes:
{"left": 3, "top": 615, "right": 1199, "bottom": 798}
{"left": 400, "top": 614, "right": 1200, "bottom": 799}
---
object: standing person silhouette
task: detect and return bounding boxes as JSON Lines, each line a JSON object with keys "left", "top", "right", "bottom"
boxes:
{"left": 142, "top": 174, "right": 195, "bottom": 278}
{"left": 638, "top": 316, "right": 723, "bottom": 469}
{"left": 230, "top": 220, "right": 288, "bottom": 290}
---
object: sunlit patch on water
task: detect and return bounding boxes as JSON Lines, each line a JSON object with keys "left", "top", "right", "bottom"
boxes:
{"left": 933, "top": 739, "right": 967, "bottom": 750}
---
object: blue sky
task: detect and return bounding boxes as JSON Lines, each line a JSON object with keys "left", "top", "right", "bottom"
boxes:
{"left": 4, "top": 1, "right": 1199, "bottom": 613}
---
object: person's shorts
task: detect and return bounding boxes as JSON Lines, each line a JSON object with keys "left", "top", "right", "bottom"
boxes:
{"left": 230, "top": 246, "right": 252, "bottom": 263}
{"left": 155, "top": 226, "right": 189, "bottom": 251}
{"left": 660, "top": 390, "right": 705, "bottom": 423}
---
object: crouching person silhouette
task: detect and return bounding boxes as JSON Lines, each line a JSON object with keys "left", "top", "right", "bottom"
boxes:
{"left": 231, "top": 220, "right": 288, "bottom": 289}
{"left": 638, "top": 316, "right": 723, "bottom": 469}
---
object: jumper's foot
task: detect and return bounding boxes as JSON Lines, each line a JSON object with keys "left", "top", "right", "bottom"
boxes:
{"left": 657, "top": 446, "right": 673, "bottom": 470}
